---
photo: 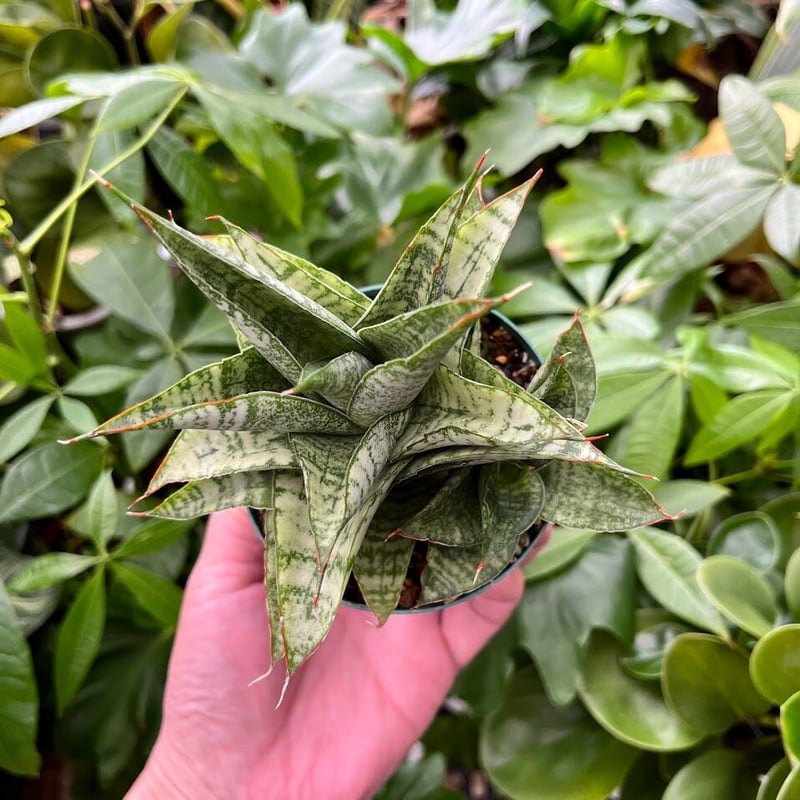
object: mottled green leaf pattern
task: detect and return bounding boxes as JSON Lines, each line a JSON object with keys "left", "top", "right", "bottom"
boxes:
{"left": 443, "top": 179, "right": 535, "bottom": 301}
{"left": 219, "top": 220, "right": 370, "bottom": 325}
{"left": 400, "top": 471, "right": 483, "bottom": 546}
{"left": 528, "top": 316, "right": 596, "bottom": 421}
{"left": 421, "top": 535, "right": 517, "bottom": 605}
{"left": 71, "top": 348, "right": 287, "bottom": 439}
{"left": 357, "top": 189, "right": 464, "bottom": 327}
{"left": 479, "top": 463, "right": 544, "bottom": 559}
{"left": 540, "top": 462, "right": 664, "bottom": 531}
{"left": 292, "top": 353, "right": 374, "bottom": 411}
{"left": 147, "top": 430, "right": 297, "bottom": 493}
{"left": 395, "top": 366, "right": 583, "bottom": 456}
{"left": 145, "top": 472, "right": 275, "bottom": 519}
{"left": 290, "top": 411, "right": 409, "bottom": 563}
{"left": 350, "top": 300, "right": 497, "bottom": 425}
{"left": 85, "top": 391, "right": 362, "bottom": 437}
{"left": 133, "top": 203, "right": 369, "bottom": 379}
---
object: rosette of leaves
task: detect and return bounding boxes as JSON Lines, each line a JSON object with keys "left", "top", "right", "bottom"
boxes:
{"left": 68, "top": 165, "right": 665, "bottom": 674}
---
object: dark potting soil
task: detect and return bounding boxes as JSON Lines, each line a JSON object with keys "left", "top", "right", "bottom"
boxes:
{"left": 344, "top": 317, "right": 540, "bottom": 611}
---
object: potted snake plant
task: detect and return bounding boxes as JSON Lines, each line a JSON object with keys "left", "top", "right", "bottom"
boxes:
{"left": 66, "top": 163, "right": 666, "bottom": 675}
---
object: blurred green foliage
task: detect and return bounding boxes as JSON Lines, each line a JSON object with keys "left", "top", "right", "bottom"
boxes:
{"left": 1, "top": 0, "right": 799, "bottom": 797}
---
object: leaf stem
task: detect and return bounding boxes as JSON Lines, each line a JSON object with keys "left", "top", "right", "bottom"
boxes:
{"left": 18, "top": 87, "right": 188, "bottom": 258}
{"left": 214, "top": 0, "right": 244, "bottom": 20}
{"left": 47, "top": 138, "right": 97, "bottom": 328}
{"left": 715, "top": 468, "right": 760, "bottom": 486}
{"left": 6, "top": 238, "right": 45, "bottom": 328}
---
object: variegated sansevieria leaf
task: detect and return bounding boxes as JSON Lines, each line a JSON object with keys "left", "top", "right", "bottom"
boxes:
{"left": 398, "top": 435, "right": 639, "bottom": 480}
{"left": 132, "top": 204, "right": 370, "bottom": 381}
{"left": 141, "top": 471, "right": 274, "bottom": 520}
{"left": 350, "top": 298, "right": 511, "bottom": 426}
{"left": 351, "top": 489, "right": 419, "bottom": 623}
{"left": 398, "top": 469, "right": 482, "bottom": 543}
{"left": 356, "top": 161, "right": 485, "bottom": 328}
{"left": 75, "top": 390, "right": 362, "bottom": 438}
{"left": 259, "top": 499, "right": 285, "bottom": 669}
{"left": 290, "top": 352, "right": 374, "bottom": 411}
{"left": 540, "top": 460, "right": 666, "bottom": 531}
{"left": 528, "top": 315, "right": 596, "bottom": 422}
{"left": 145, "top": 430, "right": 298, "bottom": 495}
{"left": 289, "top": 410, "right": 410, "bottom": 565}
{"left": 420, "top": 534, "right": 518, "bottom": 605}
{"left": 218, "top": 219, "right": 370, "bottom": 326}
{"left": 272, "top": 460, "right": 409, "bottom": 673}
{"left": 442, "top": 176, "right": 537, "bottom": 302}
{"left": 63, "top": 348, "right": 288, "bottom": 442}
{"left": 478, "top": 463, "right": 544, "bottom": 561}
{"left": 394, "top": 365, "right": 584, "bottom": 457}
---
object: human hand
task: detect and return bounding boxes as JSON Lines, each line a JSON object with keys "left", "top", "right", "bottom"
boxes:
{"left": 126, "top": 507, "right": 524, "bottom": 800}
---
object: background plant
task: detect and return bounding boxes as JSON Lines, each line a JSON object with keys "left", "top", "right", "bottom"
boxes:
{"left": 0, "top": 0, "right": 798, "bottom": 797}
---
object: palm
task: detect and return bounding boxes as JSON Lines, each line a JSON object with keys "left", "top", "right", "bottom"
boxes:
{"left": 136, "top": 509, "right": 522, "bottom": 800}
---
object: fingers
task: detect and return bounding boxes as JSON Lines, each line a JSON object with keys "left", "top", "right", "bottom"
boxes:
{"left": 190, "top": 507, "right": 265, "bottom": 590}
{"left": 439, "top": 568, "right": 524, "bottom": 668}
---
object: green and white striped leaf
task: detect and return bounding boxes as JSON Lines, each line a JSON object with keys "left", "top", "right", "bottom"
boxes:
{"left": 420, "top": 536, "right": 518, "bottom": 605}
{"left": 289, "top": 434, "right": 360, "bottom": 563}
{"left": 69, "top": 349, "right": 287, "bottom": 439}
{"left": 79, "top": 390, "right": 362, "bottom": 439}
{"left": 356, "top": 184, "right": 468, "bottom": 327}
{"left": 132, "top": 203, "right": 369, "bottom": 380}
{"left": 460, "top": 348, "right": 524, "bottom": 392}
{"left": 719, "top": 75, "right": 786, "bottom": 175}
{"left": 143, "top": 471, "right": 275, "bottom": 519}
{"left": 399, "top": 471, "right": 483, "bottom": 546}
{"left": 271, "top": 464, "right": 407, "bottom": 673}
{"left": 146, "top": 430, "right": 297, "bottom": 494}
{"left": 349, "top": 299, "right": 498, "bottom": 426}
{"left": 443, "top": 178, "right": 535, "bottom": 301}
{"left": 399, "top": 434, "right": 639, "bottom": 479}
{"left": 256, "top": 491, "right": 286, "bottom": 668}
{"left": 479, "top": 463, "right": 544, "bottom": 560}
{"left": 290, "top": 411, "right": 410, "bottom": 564}
{"left": 394, "top": 366, "right": 585, "bottom": 457}
{"left": 540, "top": 461, "right": 665, "bottom": 531}
{"left": 352, "top": 502, "right": 416, "bottom": 623}
{"left": 218, "top": 220, "right": 370, "bottom": 326}
{"left": 528, "top": 316, "right": 596, "bottom": 421}
{"left": 263, "top": 518, "right": 285, "bottom": 667}
{"left": 271, "top": 469, "right": 331, "bottom": 672}
{"left": 291, "top": 352, "right": 374, "bottom": 411}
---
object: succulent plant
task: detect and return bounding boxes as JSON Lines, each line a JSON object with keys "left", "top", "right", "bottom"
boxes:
{"left": 69, "top": 164, "right": 665, "bottom": 675}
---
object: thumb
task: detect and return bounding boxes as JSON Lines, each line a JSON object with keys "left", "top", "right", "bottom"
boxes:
{"left": 438, "top": 569, "right": 524, "bottom": 668}
{"left": 186, "top": 507, "right": 265, "bottom": 596}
